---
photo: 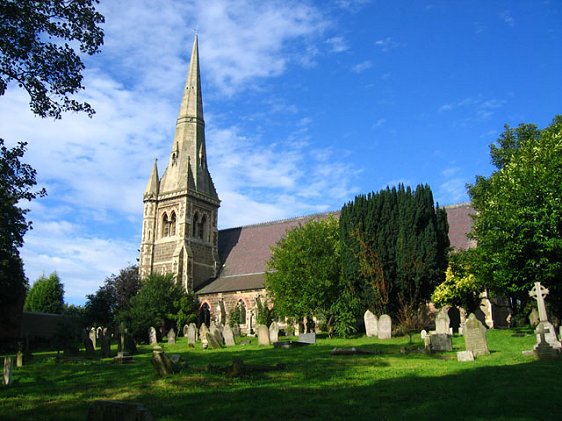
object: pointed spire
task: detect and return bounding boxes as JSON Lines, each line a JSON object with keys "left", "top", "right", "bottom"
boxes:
{"left": 144, "top": 159, "right": 159, "bottom": 200}
{"left": 178, "top": 34, "right": 204, "bottom": 124}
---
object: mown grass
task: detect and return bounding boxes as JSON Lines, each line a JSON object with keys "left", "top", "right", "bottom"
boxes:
{"left": 1, "top": 329, "right": 561, "bottom": 420}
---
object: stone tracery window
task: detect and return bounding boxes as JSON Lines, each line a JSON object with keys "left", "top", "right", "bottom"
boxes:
{"left": 162, "top": 213, "right": 169, "bottom": 237}
{"left": 170, "top": 211, "right": 177, "bottom": 235}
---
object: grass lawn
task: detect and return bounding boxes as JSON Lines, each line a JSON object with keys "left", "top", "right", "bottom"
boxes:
{"left": 1, "top": 329, "right": 561, "bottom": 420}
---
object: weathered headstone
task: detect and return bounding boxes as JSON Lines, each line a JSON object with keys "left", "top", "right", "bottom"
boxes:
{"left": 99, "top": 328, "right": 111, "bottom": 358}
{"left": 529, "top": 282, "right": 549, "bottom": 322}
{"left": 187, "top": 323, "right": 197, "bottom": 348}
{"left": 430, "top": 333, "right": 452, "bottom": 352}
{"left": 457, "top": 350, "right": 474, "bottom": 362}
{"left": 183, "top": 324, "right": 189, "bottom": 338}
{"left": 16, "top": 350, "right": 23, "bottom": 368}
{"left": 223, "top": 325, "right": 236, "bottom": 347}
{"left": 257, "top": 324, "right": 270, "bottom": 346}
{"left": 89, "top": 327, "right": 97, "bottom": 349}
{"left": 3, "top": 357, "right": 12, "bottom": 386}
{"left": 151, "top": 346, "right": 175, "bottom": 376}
{"left": 420, "top": 329, "right": 428, "bottom": 340}
{"left": 464, "top": 313, "right": 489, "bottom": 357}
{"left": 435, "top": 309, "right": 451, "bottom": 334}
{"left": 149, "top": 326, "right": 158, "bottom": 345}
{"left": 210, "top": 323, "right": 224, "bottom": 346}
{"left": 378, "top": 314, "right": 392, "bottom": 339}
{"left": 87, "top": 400, "right": 153, "bottom": 421}
{"left": 199, "top": 324, "right": 209, "bottom": 342}
{"left": 528, "top": 308, "right": 540, "bottom": 327}
{"left": 167, "top": 328, "right": 176, "bottom": 344}
{"left": 83, "top": 336, "right": 95, "bottom": 355}
{"left": 269, "top": 321, "right": 279, "bottom": 343}
{"left": 205, "top": 331, "right": 223, "bottom": 349}
{"left": 528, "top": 282, "right": 561, "bottom": 350}
{"left": 364, "top": 310, "right": 378, "bottom": 337}
{"left": 298, "top": 332, "right": 316, "bottom": 344}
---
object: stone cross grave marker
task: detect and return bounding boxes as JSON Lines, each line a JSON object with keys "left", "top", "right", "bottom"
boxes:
{"left": 378, "top": 314, "right": 392, "bottom": 339}
{"left": 89, "top": 328, "right": 97, "bottom": 349}
{"left": 364, "top": 310, "right": 378, "bottom": 337}
{"left": 529, "top": 282, "right": 549, "bottom": 322}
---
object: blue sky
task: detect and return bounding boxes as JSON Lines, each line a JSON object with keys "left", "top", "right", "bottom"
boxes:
{"left": 1, "top": 0, "right": 560, "bottom": 305}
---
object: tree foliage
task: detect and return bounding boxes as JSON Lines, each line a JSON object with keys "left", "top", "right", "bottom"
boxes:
{"left": 468, "top": 116, "right": 562, "bottom": 316}
{"left": 265, "top": 216, "right": 356, "bottom": 336}
{"left": 340, "top": 184, "right": 449, "bottom": 317}
{"left": 431, "top": 249, "right": 483, "bottom": 312}
{"left": 24, "top": 272, "right": 65, "bottom": 314}
{"left": 118, "top": 273, "right": 197, "bottom": 342}
{"left": 0, "top": 0, "right": 105, "bottom": 118}
{"left": 0, "top": 140, "right": 46, "bottom": 322}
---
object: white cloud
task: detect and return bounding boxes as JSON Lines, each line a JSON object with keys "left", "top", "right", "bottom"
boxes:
{"left": 499, "top": 10, "right": 515, "bottom": 27}
{"left": 326, "top": 36, "right": 349, "bottom": 53}
{"left": 375, "top": 37, "right": 401, "bottom": 52}
{"left": 352, "top": 60, "right": 373, "bottom": 73}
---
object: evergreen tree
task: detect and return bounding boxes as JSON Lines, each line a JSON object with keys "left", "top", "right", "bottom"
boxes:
{"left": 340, "top": 184, "right": 449, "bottom": 317}
{"left": 24, "top": 272, "right": 65, "bottom": 314}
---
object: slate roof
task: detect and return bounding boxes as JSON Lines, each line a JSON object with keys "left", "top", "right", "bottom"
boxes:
{"left": 195, "top": 204, "right": 475, "bottom": 294}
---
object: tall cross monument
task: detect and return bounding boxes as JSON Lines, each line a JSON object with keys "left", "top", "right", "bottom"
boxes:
{"left": 139, "top": 36, "right": 220, "bottom": 292}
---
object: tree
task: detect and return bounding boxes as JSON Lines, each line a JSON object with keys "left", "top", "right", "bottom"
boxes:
{"left": 265, "top": 216, "right": 357, "bottom": 336}
{"left": 24, "top": 272, "right": 65, "bottom": 314}
{"left": 0, "top": 140, "right": 46, "bottom": 342}
{"left": 340, "top": 184, "right": 449, "bottom": 317}
{"left": 118, "top": 273, "right": 197, "bottom": 343}
{"left": 0, "top": 0, "right": 105, "bottom": 118}
{"left": 468, "top": 116, "right": 562, "bottom": 317}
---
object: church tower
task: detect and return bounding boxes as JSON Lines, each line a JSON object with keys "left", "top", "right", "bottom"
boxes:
{"left": 139, "top": 36, "right": 220, "bottom": 292}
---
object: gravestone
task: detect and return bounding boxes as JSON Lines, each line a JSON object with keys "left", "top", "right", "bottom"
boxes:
{"left": 298, "top": 332, "right": 316, "bottom": 344}
{"left": 257, "top": 324, "right": 270, "bottom": 346}
{"left": 223, "top": 325, "right": 236, "bottom": 347}
{"left": 99, "top": 328, "right": 111, "bottom": 358}
{"left": 210, "top": 323, "right": 224, "bottom": 346}
{"left": 378, "top": 314, "right": 392, "bottom": 339}
{"left": 183, "top": 324, "right": 189, "bottom": 338}
{"left": 167, "top": 328, "right": 176, "bottom": 344}
{"left": 269, "top": 321, "right": 279, "bottom": 343}
{"left": 435, "top": 309, "right": 450, "bottom": 334}
{"left": 87, "top": 400, "right": 153, "bottom": 421}
{"left": 528, "top": 308, "right": 540, "bottom": 327}
{"left": 430, "top": 333, "right": 452, "bottom": 352}
{"left": 534, "top": 323, "right": 559, "bottom": 360}
{"left": 199, "top": 324, "right": 209, "bottom": 342}
{"left": 16, "top": 350, "right": 23, "bottom": 368}
{"left": 364, "top": 310, "right": 378, "bottom": 337}
{"left": 457, "top": 350, "right": 474, "bottom": 362}
{"left": 420, "top": 329, "right": 428, "bottom": 340}
{"left": 83, "top": 336, "right": 95, "bottom": 355}
{"left": 205, "top": 332, "right": 223, "bottom": 349}
{"left": 529, "top": 282, "right": 561, "bottom": 350}
{"left": 89, "top": 328, "right": 97, "bottom": 349}
{"left": 149, "top": 327, "right": 158, "bottom": 345}
{"left": 3, "top": 357, "right": 12, "bottom": 386}
{"left": 151, "top": 346, "right": 175, "bottom": 376}
{"left": 187, "top": 323, "right": 197, "bottom": 348}
{"left": 464, "top": 313, "right": 489, "bottom": 357}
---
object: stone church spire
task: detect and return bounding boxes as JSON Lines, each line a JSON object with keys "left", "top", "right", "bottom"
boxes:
{"left": 159, "top": 35, "right": 218, "bottom": 200}
{"left": 139, "top": 36, "right": 220, "bottom": 292}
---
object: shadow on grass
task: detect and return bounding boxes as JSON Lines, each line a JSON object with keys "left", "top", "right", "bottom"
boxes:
{"left": 2, "top": 334, "right": 560, "bottom": 420}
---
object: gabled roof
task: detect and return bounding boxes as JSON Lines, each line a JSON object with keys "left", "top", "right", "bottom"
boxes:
{"left": 195, "top": 204, "right": 475, "bottom": 295}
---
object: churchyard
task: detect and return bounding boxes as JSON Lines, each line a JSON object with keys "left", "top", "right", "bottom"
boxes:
{"left": 2, "top": 328, "right": 561, "bottom": 420}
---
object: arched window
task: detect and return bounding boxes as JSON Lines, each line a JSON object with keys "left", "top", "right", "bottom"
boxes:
{"left": 162, "top": 213, "right": 169, "bottom": 237}
{"left": 170, "top": 211, "right": 177, "bottom": 236}
{"left": 237, "top": 300, "right": 246, "bottom": 324}
{"left": 199, "top": 214, "right": 207, "bottom": 240}
{"left": 192, "top": 212, "right": 199, "bottom": 237}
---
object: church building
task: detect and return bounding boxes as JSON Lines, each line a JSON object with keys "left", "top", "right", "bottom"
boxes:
{"left": 139, "top": 37, "right": 476, "bottom": 333}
